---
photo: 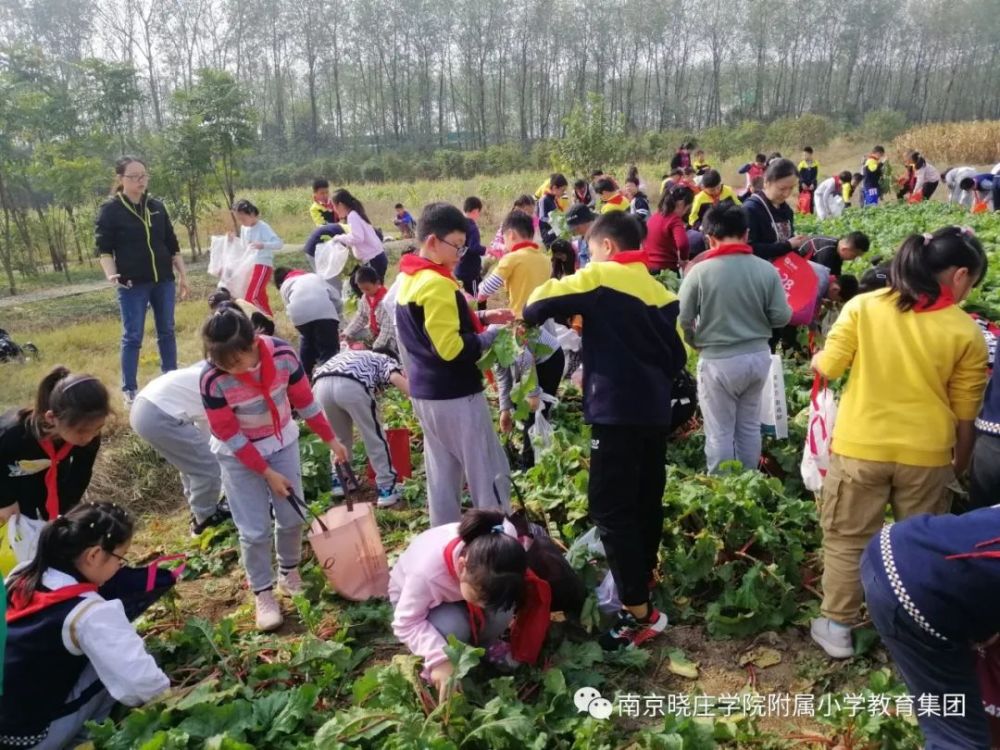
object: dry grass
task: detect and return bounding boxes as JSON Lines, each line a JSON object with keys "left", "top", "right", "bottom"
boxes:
{"left": 893, "top": 121, "right": 1000, "bottom": 165}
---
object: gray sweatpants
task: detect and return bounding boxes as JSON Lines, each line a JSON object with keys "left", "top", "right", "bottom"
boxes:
{"left": 697, "top": 350, "right": 772, "bottom": 474}
{"left": 217, "top": 441, "right": 305, "bottom": 593}
{"left": 411, "top": 392, "right": 511, "bottom": 527}
{"left": 129, "top": 396, "right": 222, "bottom": 523}
{"left": 313, "top": 375, "right": 396, "bottom": 489}
{"left": 31, "top": 664, "right": 117, "bottom": 750}
{"left": 426, "top": 601, "right": 514, "bottom": 647}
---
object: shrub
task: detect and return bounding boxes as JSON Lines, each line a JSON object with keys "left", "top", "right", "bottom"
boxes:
{"left": 862, "top": 110, "right": 909, "bottom": 142}
{"left": 554, "top": 93, "right": 624, "bottom": 175}
{"left": 360, "top": 159, "right": 386, "bottom": 183}
{"left": 765, "top": 114, "right": 835, "bottom": 150}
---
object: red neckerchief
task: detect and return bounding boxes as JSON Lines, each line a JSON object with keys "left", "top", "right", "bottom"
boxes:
{"left": 608, "top": 249, "right": 651, "bottom": 266}
{"left": 575, "top": 188, "right": 589, "bottom": 202}
{"left": 399, "top": 254, "right": 484, "bottom": 333}
{"left": 38, "top": 437, "right": 75, "bottom": 520}
{"left": 366, "top": 285, "right": 388, "bottom": 336}
{"left": 688, "top": 242, "right": 753, "bottom": 269}
{"left": 7, "top": 581, "right": 98, "bottom": 623}
{"left": 509, "top": 241, "right": 540, "bottom": 253}
{"left": 285, "top": 269, "right": 307, "bottom": 281}
{"left": 233, "top": 337, "right": 282, "bottom": 441}
{"left": 605, "top": 193, "right": 626, "bottom": 206}
{"left": 443, "top": 537, "right": 485, "bottom": 644}
{"left": 913, "top": 285, "right": 956, "bottom": 313}
{"left": 833, "top": 176, "right": 842, "bottom": 192}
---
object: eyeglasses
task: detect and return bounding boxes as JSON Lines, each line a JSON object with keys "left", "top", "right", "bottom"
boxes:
{"left": 123, "top": 173, "right": 149, "bottom": 181}
{"left": 108, "top": 551, "right": 129, "bottom": 567}
{"left": 438, "top": 237, "right": 468, "bottom": 257}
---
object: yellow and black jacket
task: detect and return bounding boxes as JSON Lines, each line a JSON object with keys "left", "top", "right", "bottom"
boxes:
{"left": 523, "top": 251, "right": 686, "bottom": 426}
{"left": 394, "top": 254, "right": 486, "bottom": 400}
{"left": 687, "top": 185, "right": 740, "bottom": 229}
{"left": 798, "top": 160, "right": 819, "bottom": 191}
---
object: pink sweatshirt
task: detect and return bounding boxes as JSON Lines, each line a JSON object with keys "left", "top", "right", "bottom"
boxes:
{"left": 388, "top": 523, "right": 466, "bottom": 674}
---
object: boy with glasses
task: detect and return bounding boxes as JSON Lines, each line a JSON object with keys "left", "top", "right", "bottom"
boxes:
{"left": 394, "top": 203, "right": 515, "bottom": 526}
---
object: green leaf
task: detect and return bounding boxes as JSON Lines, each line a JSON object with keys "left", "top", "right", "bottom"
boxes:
{"left": 265, "top": 684, "right": 318, "bottom": 740}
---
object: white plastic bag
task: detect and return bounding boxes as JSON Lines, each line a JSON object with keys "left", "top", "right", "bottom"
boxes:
{"left": 567, "top": 526, "right": 622, "bottom": 614}
{"left": 208, "top": 235, "right": 255, "bottom": 299}
{"left": 828, "top": 195, "right": 845, "bottom": 218}
{"left": 314, "top": 238, "right": 350, "bottom": 280}
{"left": 528, "top": 394, "right": 558, "bottom": 458}
{"left": 801, "top": 374, "right": 838, "bottom": 492}
{"left": 759, "top": 354, "right": 789, "bottom": 440}
{"left": 551, "top": 322, "right": 582, "bottom": 353}
{"left": 7, "top": 513, "right": 45, "bottom": 565}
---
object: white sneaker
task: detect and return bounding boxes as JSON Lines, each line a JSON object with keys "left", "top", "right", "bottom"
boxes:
{"left": 255, "top": 590, "right": 284, "bottom": 631}
{"left": 276, "top": 569, "right": 304, "bottom": 596}
{"left": 122, "top": 390, "right": 137, "bottom": 408}
{"left": 811, "top": 617, "right": 854, "bottom": 659}
{"left": 377, "top": 485, "right": 401, "bottom": 508}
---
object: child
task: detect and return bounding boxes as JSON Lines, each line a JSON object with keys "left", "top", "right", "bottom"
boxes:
{"left": 860, "top": 507, "right": 1000, "bottom": 749}
{"left": 274, "top": 267, "right": 341, "bottom": 377}
{"left": 538, "top": 174, "right": 569, "bottom": 247}
{"left": 342, "top": 265, "right": 398, "bottom": 356}
{"left": 303, "top": 179, "right": 347, "bottom": 265}
{"left": 670, "top": 143, "right": 692, "bottom": 171}
{"left": 944, "top": 166, "right": 978, "bottom": 208}
{"left": 810, "top": 227, "right": 989, "bottom": 659}
{"left": 623, "top": 178, "right": 650, "bottom": 224}
{"left": 389, "top": 509, "right": 543, "bottom": 701}
{"left": 523, "top": 212, "right": 686, "bottom": 650}
{"left": 565, "top": 203, "right": 597, "bottom": 268}
{"left": 660, "top": 168, "right": 684, "bottom": 195}
{"left": 861, "top": 146, "right": 887, "bottom": 207}
{"left": 572, "top": 179, "right": 596, "bottom": 209}
{"left": 130, "top": 363, "right": 231, "bottom": 536}
{"left": 330, "top": 189, "right": 388, "bottom": 283}
{"left": 692, "top": 149, "right": 710, "bottom": 175}
{"left": 488, "top": 195, "right": 536, "bottom": 260}
{"left": 687, "top": 169, "right": 741, "bottom": 230}
{"left": 959, "top": 173, "right": 997, "bottom": 211}
{"left": 549, "top": 238, "right": 577, "bottom": 279}
{"left": 910, "top": 151, "right": 941, "bottom": 201}
{"left": 595, "top": 177, "right": 628, "bottom": 214}
{"left": 1, "top": 504, "right": 170, "bottom": 748}
{"left": 678, "top": 205, "right": 791, "bottom": 474}
{"left": 797, "top": 147, "right": 819, "bottom": 213}
{"left": 970, "top": 346, "right": 1000, "bottom": 510}
{"left": 393, "top": 203, "right": 416, "bottom": 239}
{"left": 645, "top": 185, "right": 695, "bottom": 273}
{"left": 477, "top": 211, "right": 552, "bottom": 317}
{"left": 231, "top": 199, "right": 283, "bottom": 317}
{"left": 737, "top": 154, "right": 767, "bottom": 201}
{"left": 312, "top": 349, "right": 410, "bottom": 507}
{"left": 0, "top": 368, "right": 110, "bottom": 526}
{"left": 814, "top": 171, "right": 855, "bottom": 220}
{"left": 394, "top": 203, "right": 514, "bottom": 526}
{"left": 200, "top": 305, "right": 348, "bottom": 630}
{"left": 800, "top": 231, "right": 870, "bottom": 277}
{"left": 208, "top": 288, "right": 275, "bottom": 336}
{"left": 455, "top": 197, "right": 486, "bottom": 297}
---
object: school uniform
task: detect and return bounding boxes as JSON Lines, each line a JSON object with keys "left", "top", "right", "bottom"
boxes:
{"left": 861, "top": 509, "right": 1000, "bottom": 749}
{"left": 801, "top": 237, "right": 843, "bottom": 276}
{"left": 945, "top": 167, "right": 978, "bottom": 208}
{"left": 524, "top": 251, "right": 686, "bottom": 607}
{"left": 477, "top": 241, "right": 551, "bottom": 317}
{"left": 278, "top": 271, "right": 341, "bottom": 377}
{"left": 240, "top": 220, "right": 283, "bottom": 317}
{"left": 538, "top": 193, "right": 562, "bottom": 247}
{"left": 454, "top": 218, "right": 485, "bottom": 297}
{"left": 688, "top": 186, "right": 740, "bottom": 230}
{"left": 312, "top": 351, "right": 402, "bottom": 491}
{"left": 629, "top": 193, "right": 650, "bottom": 223}
{"left": 814, "top": 289, "right": 988, "bottom": 625}
{"left": 599, "top": 193, "right": 629, "bottom": 215}
{"left": 201, "top": 336, "right": 337, "bottom": 593}
{"left": 737, "top": 162, "right": 766, "bottom": 200}
{"left": 862, "top": 155, "right": 885, "bottom": 206}
{"left": 129, "top": 363, "right": 222, "bottom": 525}
{"left": 393, "top": 255, "right": 511, "bottom": 526}
{"left": 1, "top": 568, "right": 169, "bottom": 749}
{"left": 341, "top": 286, "right": 398, "bottom": 356}
{"left": 0, "top": 411, "right": 100, "bottom": 522}
{"left": 970, "top": 362, "right": 1000, "bottom": 511}
{"left": 814, "top": 177, "right": 848, "bottom": 220}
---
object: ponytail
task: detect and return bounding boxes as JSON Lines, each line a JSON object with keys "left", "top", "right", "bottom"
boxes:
{"left": 658, "top": 185, "right": 695, "bottom": 216}
{"left": 331, "top": 189, "right": 372, "bottom": 225}
{"left": 10, "top": 502, "right": 133, "bottom": 600}
{"left": 202, "top": 304, "right": 256, "bottom": 369}
{"left": 25, "top": 366, "right": 110, "bottom": 438}
{"left": 457, "top": 509, "right": 527, "bottom": 610}
{"left": 889, "top": 226, "right": 987, "bottom": 311}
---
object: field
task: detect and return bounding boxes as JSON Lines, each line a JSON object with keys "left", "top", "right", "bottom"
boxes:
{"left": 3, "top": 200, "right": 1000, "bottom": 749}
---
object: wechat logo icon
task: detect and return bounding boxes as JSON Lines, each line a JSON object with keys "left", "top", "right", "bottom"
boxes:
{"left": 574, "top": 687, "right": 614, "bottom": 720}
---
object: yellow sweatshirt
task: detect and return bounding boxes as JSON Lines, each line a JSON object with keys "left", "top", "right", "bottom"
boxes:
{"left": 815, "top": 289, "right": 987, "bottom": 466}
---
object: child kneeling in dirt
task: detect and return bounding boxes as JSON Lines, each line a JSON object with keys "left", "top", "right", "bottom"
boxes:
{"left": 389, "top": 509, "right": 551, "bottom": 702}
{"left": 199, "top": 304, "right": 348, "bottom": 632}
{"left": 1, "top": 504, "right": 170, "bottom": 749}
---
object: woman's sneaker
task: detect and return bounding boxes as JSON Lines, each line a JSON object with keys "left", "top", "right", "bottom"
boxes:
{"left": 255, "top": 590, "right": 284, "bottom": 631}
{"left": 810, "top": 617, "right": 854, "bottom": 659}
{"left": 276, "top": 569, "right": 304, "bottom": 596}
{"left": 599, "top": 607, "right": 668, "bottom": 651}
{"left": 377, "top": 485, "right": 400, "bottom": 508}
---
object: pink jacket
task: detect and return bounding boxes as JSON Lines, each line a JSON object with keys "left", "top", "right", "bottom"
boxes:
{"left": 388, "top": 523, "right": 466, "bottom": 674}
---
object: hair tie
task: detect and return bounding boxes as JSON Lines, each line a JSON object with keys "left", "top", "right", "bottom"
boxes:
{"left": 491, "top": 524, "right": 504, "bottom": 534}
{"left": 922, "top": 233, "right": 933, "bottom": 246}
{"left": 62, "top": 376, "right": 100, "bottom": 391}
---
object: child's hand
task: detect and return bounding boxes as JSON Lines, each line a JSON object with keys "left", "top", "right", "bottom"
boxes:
{"left": 810, "top": 351, "right": 825, "bottom": 374}
{"left": 482, "top": 308, "right": 515, "bottom": 325}
{"left": 263, "top": 468, "right": 293, "bottom": 498}
{"left": 329, "top": 438, "right": 349, "bottom": 464}
{"left": 499, "top": 410, "right": 513, "bottom": 434}
{"left": 527, "top": 396, "right": 541, "bottom": 412}
{"left": 430, "top": 662, "right": 456, "bottom": 703}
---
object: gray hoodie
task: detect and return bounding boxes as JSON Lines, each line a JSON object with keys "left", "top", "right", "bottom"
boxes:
{"left": 279, "top": 272, "right": 340, "bottom": 326}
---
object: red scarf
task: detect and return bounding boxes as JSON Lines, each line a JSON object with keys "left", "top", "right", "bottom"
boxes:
{"left": 609, "top": 249, "right": 650, "bottom": 266}
{"left": 285, "top": 269, "right": 307, "bottom": 282}
{"left": 509, "top": 241, "right": 540, "bottom": 253}
{"left": 688, "top": 242, "right": 753, "bottom": 269}
{"left": 913, "top": 285, "right": 956, "bottom": 313}
{"left": 233, "top": 338, "right": 283, "bottom": 441}
{"left": 38, "top": 437, "right": 75, "bottom": 521}
{"left": 605, "top": 193, "right": 626, "bottom": 207}
{"left": 442, "top": 536, "right": 551, "bottom": 665}
{"left": 7, "top": 581, "right": 98, "bottom": 624}
{"left": 366, "top": 285, "right": 388, "bottom": 336}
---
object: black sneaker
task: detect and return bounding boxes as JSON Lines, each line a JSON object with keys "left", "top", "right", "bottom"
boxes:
{"left": 190, "top": 508, "right": 231, "bottom": 537}
{"left": 599, "top": 606, "right": 669, "bottom": 651}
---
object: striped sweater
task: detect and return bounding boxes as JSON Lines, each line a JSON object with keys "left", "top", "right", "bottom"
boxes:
{"left": 200, "top": 336, "right": 335, "bottom": 473}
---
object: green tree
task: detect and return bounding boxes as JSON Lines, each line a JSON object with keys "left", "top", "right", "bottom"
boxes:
{"left": 554, "top": 94, "right": 625, "bottom": 176}
{"left": 152, "top": 115, "right": 214, "bottom": 258}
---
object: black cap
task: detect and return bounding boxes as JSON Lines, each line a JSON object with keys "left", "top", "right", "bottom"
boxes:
{"left": 566, "top": 203, "right": 598, "bottom": 227}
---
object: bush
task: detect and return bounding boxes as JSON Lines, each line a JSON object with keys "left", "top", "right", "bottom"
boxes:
{"left": 862, "top": 110, "right": 909, "bottom": 143}
{"left": 892, "top": 120, "right": 1000, "bottom": 165}
{"left": 699, "top": 126, "right": 737, "bottom": 161}
{"left": 553, "top": 93, "right": 624, "bottom": 175}
{"left": 765, "top": 114, "right": 835, "bottom": 150}
{"left": 360, "top": 159, "right": 386, "bottom": 183}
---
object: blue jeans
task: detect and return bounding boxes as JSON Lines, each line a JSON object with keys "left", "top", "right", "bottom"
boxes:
{"left": 117, "top": 281, "right": 177, "bottom": 393}
{"left": 861, "top": 544, "right": 990, "bottom": 749}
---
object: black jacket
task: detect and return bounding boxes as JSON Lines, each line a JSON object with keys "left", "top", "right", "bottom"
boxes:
{"left": 95, "top": 193, "right": 180, "bottom": 285}
{"left": 743, "top": 194, "right": 795, "bottom": 260}
{"left": 0, "top": 409, "right": 100, "bottom": 520}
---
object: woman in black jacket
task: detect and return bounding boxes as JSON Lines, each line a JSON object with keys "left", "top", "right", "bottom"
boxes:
{"left": 95, "top": 157, "right": 189, "bottom": 405}
{"left": 743, "top": 158, "right": 809, "bottom": 260}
